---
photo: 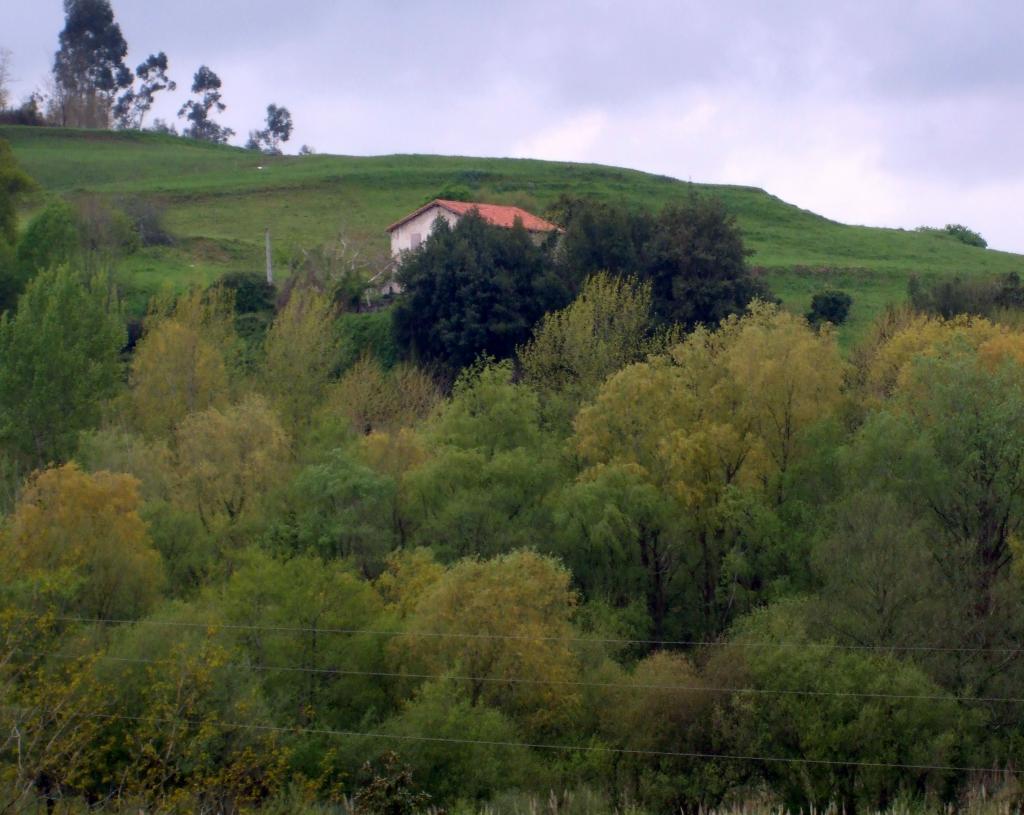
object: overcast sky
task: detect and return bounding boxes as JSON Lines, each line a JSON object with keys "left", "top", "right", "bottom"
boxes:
{"left": 4, "top": 1, "right": 1023, "bottom": 252}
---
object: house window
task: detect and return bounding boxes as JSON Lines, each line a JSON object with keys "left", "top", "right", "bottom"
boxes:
{"left": 410, "top": 232, "right": 422, "bottom": 249}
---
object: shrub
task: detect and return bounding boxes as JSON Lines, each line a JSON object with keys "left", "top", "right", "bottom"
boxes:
{"left": 944, "top": 223, "right": 987, "bottom": 248}
{"left": 806, "top": 289, "right": 853, "bottom": 326}
{"left": 336, "top": 309, "right": 399, "bottom": 372}
{"left": 215, "top": 270, "right": 277, "bottom": 314}
{"left": 916, "top": 223, "right": 988, "bottom": 249}
{"left": 907, "top": 273, "right": 1024, "bottom": 319}
{"left": 120, "top": 196, "right": 174, "bottom": 246}
{"left": 16, "top": 200, "right": 80, "bottom": 281}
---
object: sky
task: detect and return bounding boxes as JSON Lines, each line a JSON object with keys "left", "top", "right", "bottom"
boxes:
{"left": 4, "top": 0, "right": 1023, "bottom": 252}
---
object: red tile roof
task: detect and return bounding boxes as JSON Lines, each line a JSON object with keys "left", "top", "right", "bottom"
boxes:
{"left": 386, "top": 199, "right": 562, "bottom": 234}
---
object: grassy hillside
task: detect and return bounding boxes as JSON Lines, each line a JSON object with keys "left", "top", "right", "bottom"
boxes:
{"left": 4, "top": 125, "right": 1022, "bottom": 341}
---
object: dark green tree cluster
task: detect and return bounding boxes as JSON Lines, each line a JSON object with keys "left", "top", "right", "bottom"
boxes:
{"left": 51, "top": 0, "right": 133, "bottom": 128}
{"left": 806, "top": 288, "right": 853, "bottom": 326}
{"left": 393, "top": 211, "right": 567, "bottom": 373}
{"left": 553, "top": 194, "right": 773, "bottom": 329}
{"left": 393, "top": 194, "right": 771, "bottom": 373}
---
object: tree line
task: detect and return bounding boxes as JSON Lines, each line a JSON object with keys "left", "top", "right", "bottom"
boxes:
{"left": 0, "top": 0, "right": 296, "bottom": 154}
{"left": 5, "top": 139, "right": 1024, "bottom": 813}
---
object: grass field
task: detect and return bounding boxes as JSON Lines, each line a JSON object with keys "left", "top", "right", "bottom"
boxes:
{"left": 4, "top": 125, "right": 1022, "bottom": 342}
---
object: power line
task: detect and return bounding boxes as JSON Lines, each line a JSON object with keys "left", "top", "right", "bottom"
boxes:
{"left": 20, "top": 648, "right": 1024, "bottom": 706}
{"left": 43, "top": 614, "right": 1024, "bottom": 656}
{"left": 0, "top": 705, "right": 1014, "bottom": 776}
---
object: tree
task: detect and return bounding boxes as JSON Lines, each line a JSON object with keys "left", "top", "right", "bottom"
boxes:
{"left": 321, "top": 355, "right": 439, "bottom": 436}
{"left": 551, "top": 461, "right": 685, "bottom": 640}
{"left": 92, "top": 617, "right": 285, "bottom": 810}
{"left": 213, "top": 551, "right": 388, "bottom": 730}
{"left": 373, "top": 681, "right": 533, "bottom": 804}
{"left": 944, "top": 223, "right": 987, "bottom": 248}
{"left": 0, "top": 138, "right": 35, "bottom": 247}
{"left": 806, "top": 288, "right": 852, "bottom": 327}
{"left": 392, "top": 211, "right": 567, "bottom": 373}
{"left": 0, "top": 48, "right": 12, "bottom": 111}
{"left": 400, "top": 362, "right": 561, "bottom": 559}
{"left": 172, "top": 395, "right": 290, "bottom": 532}
{"left": 0, "top": 267, "right": 124, "bottom": 465}
{"left": 603, "top": 651, "right": 721, "bottom": 812}
{"left": 846, "top": 344, "right": 1024, "bottom": 696}
{"left": 52, "top": 0, "right": 133, "bottom": 128}
{"left": 276, "top": 448, "right": 398, "bottom": 574}
{"left": 643, "top": 193, "right": 770, "bottom": 329}
{"left": 246, "top": 103, "right": 293, "bottom": 154}
{"left": 1, "top": 463, "right": 163, "bottom": 619}
{"left": 571, "top": 304, "right": 844, "bottom": 638}
{"left": 352, "top": 751, "right": 433, "bottom": 815}
{"left": 709, "top": 603, "right": 961, "bottom": 813}
{"left": 261, "top": 287, "right": 338, "bottom": 432}
{"left": 811, "top": 490, "right": 941, "bottom": 649}
{"left": 113, "top": 52, "right": 176, "bottom": 130}
{"left": 129, "top": 287, "right": 237, "bottom": 437}
{"left": 15, "top": 199, "right": 80, "bottom": 280}
{"left": 518, "top": 272, "right": 668, "bottom": 420}
{"left": 551, "top": 197, "right": 652, "bottom": 285}
{"left": 178, "top": 65, "right": 234, "bottom": 143}
{"left": 0, "top": 138, "right": 36, "bottom": 313}
{"left": 395, "top": 550, "right": 581, "bottom": 735}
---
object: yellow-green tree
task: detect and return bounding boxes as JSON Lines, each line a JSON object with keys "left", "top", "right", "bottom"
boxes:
{"left": 518, "top": 272, "right": 667, "bottom": 421}
{"left": 173, "top": 395, "right": 290, "bottom": 532}
{"left": 859, "top": 312, "right": 1005, "bottom": 401}
{"left": 2, "top": 463, "right": 163, "bottom": 618}
{"left": 396, "top": 550, "right": 580, "bottom": 735}
{"left": 603, "top": 651, "right": 719, "bottom": 811}
{"left": 321, "top": 355, "right": 439, "bottom": 436}
{"left": 261, "top": 287, "right": 338, "bottom": 432}
{"left": 712, "top": 302, "right": 846, "bottom": 498}
{"left": 129, "top": 287, "right": 237, "bottom": 437}
{"left": 96, "top": 623, "right": 287, "bottom": 811}
{"left": 570, "top": 303, "right": 844, "bottom": 637}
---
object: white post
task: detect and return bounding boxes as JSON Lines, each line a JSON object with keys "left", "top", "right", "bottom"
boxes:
{"left": 266, "top": 227, "right": 274, "bottom": 284}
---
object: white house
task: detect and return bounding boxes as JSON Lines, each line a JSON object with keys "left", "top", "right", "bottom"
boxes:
{"left": 385, "top": 198, "right": 562, "bottom": 257}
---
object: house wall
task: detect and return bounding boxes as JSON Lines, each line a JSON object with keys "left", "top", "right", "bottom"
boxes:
{"left": 389, "top": 205, "right": 459, "bottom": 256}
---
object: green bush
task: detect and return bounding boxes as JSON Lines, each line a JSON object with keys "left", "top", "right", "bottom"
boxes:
{"left": 16, "top": 200, "right": 79, "bottom": 280}
{"left": 336, "top": 308, "right": 399, "bottom": 372}
{"left": 943, "top": 223, "right": 987, "bottom": 248}
{"left": 806, "top": 289, "right": 853, "bottom": 326}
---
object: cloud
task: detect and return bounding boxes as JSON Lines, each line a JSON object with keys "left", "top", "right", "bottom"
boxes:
{"left": 511, "top": 111, "right": 609, "bottom": 162}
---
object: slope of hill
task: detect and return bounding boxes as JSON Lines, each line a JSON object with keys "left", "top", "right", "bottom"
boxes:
{"left": 4, "top": 125, "right": 1022, "bottom": 341}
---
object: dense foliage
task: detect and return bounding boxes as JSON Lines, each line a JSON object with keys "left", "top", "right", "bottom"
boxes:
{"left": 393, "top": 211, "right": 567, "bottom": 373}
{"left": 806, "top": 288, "right": 853, "bottom": 327}
{"left": 394, "top": 195, "right": 771, "bottom": 375}
{"left": 4, "top": 139, "right": 1024, "bottom": 812}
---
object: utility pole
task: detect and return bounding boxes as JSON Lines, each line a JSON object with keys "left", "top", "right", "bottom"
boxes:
{"left": 265, "top": 227, "right": 273, "bottom": 285}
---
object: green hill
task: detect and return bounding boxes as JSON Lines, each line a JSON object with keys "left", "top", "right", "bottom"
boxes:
{"left": 4, "top": 124, "right": 1022, "bottom": 341}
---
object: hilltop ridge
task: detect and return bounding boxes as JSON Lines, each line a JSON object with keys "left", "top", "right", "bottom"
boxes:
{"left": 3, "top": 125, "right": 1021, "bottom": 339}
